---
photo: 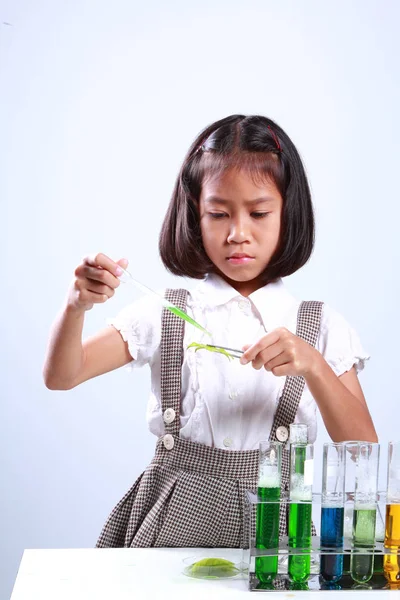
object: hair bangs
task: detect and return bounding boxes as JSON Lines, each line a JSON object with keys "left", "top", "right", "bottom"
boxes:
{"left": 199, "top": 151, "right": 285, "bottom": 196}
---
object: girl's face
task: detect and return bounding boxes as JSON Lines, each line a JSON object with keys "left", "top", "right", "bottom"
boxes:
{"left": 199, "top": 168, "right": 283, "bottom": 296}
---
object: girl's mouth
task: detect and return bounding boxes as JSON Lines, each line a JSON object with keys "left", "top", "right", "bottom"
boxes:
{"left": 227, "top": 254, "right": 254, "bottom": 265}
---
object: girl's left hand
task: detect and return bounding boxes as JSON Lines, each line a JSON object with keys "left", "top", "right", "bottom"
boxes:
{"left": 240, "top": 327, "right": 321, "bottom": 378}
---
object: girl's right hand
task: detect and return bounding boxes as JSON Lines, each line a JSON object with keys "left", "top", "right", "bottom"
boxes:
{"left": 67, "top": 253, "right": 129, "bottom": 312}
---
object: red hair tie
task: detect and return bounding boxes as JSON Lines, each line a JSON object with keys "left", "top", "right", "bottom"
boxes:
{"left": 268, "top": 125, "right": 282, "bottom": 152}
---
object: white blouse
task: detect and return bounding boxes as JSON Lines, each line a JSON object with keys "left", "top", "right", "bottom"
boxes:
{"left": 108, "top": 274, "right": 369, "bottom": 450}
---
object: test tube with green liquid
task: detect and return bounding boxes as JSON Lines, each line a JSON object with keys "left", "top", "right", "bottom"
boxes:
{"left": 350, "top": 442, "right": 380, "bottom": 584}
{"left": 288, "top": 443, "right": 314, "bottom": 583}
{"left": 289, "top": 423, "right": 308, "bottom": 445}
{"left": 289, "top": 426, "right": 308, "bottom": 511}
{"left": 255, "top": 441, "right": 282, "bottom": 584}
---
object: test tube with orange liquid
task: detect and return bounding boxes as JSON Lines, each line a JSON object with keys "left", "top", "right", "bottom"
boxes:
{"left": 384, "top": 441, "right": 400, "bottom": 584}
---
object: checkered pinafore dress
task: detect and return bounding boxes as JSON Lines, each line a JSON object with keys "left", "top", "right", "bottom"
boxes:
{"left": 96, "top": 290, "right": 323, "bottom": 548}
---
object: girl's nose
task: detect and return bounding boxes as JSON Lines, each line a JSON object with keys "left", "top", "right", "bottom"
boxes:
{"left": 227, "top": 218, "right": 251, "bottom": 244}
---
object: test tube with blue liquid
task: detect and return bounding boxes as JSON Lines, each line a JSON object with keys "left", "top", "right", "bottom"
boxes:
{"left": 255, "top": 441, "right": 282, "bottom": 585}
{"left": 288, "top": 442, "right": 314, "bottom": 583}
{"left": 320, "top": 442, "right": 345, "bottom": 583}
{"left": 350, "top": 442, "right": 380, "bottom": 584}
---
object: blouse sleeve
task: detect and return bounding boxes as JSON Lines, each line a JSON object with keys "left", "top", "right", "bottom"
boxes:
{"left": 317, "top": 304, "right": 370, "bottom": 376}
{"left": 106, "top": 294, "right": 163, "bottom": 369}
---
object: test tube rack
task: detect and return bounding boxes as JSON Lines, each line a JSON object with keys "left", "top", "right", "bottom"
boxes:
{"left": 244, "top": 491, "right": 399, "bottom": 592}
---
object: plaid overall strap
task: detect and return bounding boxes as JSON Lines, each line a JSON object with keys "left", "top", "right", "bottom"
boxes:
{"left": 269, "top": 300, "right": 324, "bottom": 536}
{"left": 160, "top": 288, "right": 188, "bottom": 437}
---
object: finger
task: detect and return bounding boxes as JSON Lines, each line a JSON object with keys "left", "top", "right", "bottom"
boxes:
{"left": 240, "top": 330, "right": 280, "bottom": 363}
{"left": 74, "top": 286, "right": 109, "bottom": 306}
{"left": 270, "top": 362, "right": 292, "bottom": 377}
{"left": 80, "top": 265, "right": 121, "bottom": 289}
{"left": 75, "top": 278, "right": 114, "bottom": 300}
{"left": 263, "top": 351, "right": 289, "bottom": 372}
{"left": 117, "top": 258, "right": 129, "bottom": 270}
{"left": 241, "top": 338, "right": 282, "bottom": 367}
{"left": 83, "top": 253, "right": 124, "bottom": 278}
{"left": 90, "top": 293, "right": 109, "bottom": 304}
{"left": 260, "top": 342, "right": 285, "bottom": 368}
{"left": 86, "top": 281, "right": 115, "bottom": 298}
{"left": 250, "top": 344, "right": 284, "bottom": 370}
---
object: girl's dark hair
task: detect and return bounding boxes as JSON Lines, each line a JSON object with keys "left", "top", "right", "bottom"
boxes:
{"left": 159, "top": 114, "right": 314, "bottom": 283}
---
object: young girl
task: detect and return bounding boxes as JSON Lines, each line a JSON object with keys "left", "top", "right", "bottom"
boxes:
{"left": 43, "top": 114, "right": 377, "bottom": 549}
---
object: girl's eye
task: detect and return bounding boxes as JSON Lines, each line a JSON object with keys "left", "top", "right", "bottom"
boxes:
{"left": 208, "top": 211, "right": 269, "bottom": 219}
{"left": 251, "top": 212, "right": 270, "bottom": 219}
{"left": 209, "top": 212, "right": 227, "bottom": 219}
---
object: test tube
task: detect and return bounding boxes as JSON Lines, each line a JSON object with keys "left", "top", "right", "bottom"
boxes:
{"left": 341, "top": 441, "right": 360, "bottom": 574}
{"left": 255, "top": 441, "right": 282, "bottom": 584}
{"left": 289, "top": 425, "right": 308, "bottom": 495}
{"left": 384, "top": 441, "right": 400, "bottom": 584}
{"left": 289, "top": 423, "right": 308, "bottom": 444}
{"left": 343, "top": 441, "right": 363, "bottom": 539}
{"left": 288, "top": 443, "right": 314, "bottom": 583}
{"left": 350, "top": 442, "right": 380, "bottom": 584}
{"left": 320, "top": 442, "right": 345, "bottom": 582}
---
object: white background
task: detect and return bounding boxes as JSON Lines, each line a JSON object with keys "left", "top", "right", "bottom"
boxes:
{"left": 1, "top": 0, "right": 399, "bottom": 597}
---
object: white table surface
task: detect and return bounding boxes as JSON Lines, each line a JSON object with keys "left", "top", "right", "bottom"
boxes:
{"left": 10, "top": 547, "right": 400, "bottom": 600}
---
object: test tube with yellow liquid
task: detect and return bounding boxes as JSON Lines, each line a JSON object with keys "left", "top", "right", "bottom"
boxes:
{"left": 384, "top": 441, "right": 400, "bottom": 584}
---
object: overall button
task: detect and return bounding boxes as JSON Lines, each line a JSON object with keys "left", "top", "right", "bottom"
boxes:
{"left": 163, "top": 408, "right": 176, "bottom": 424}
{"left": 276, "top": 426, "right": 288, "bottom": 442}
{"left": 163, "top": 434, "right": 174, "bottom": 450}
{"left": 229, "top": 391, "right": 238, "bottom": 400}
{"left": 223, "top": 437, "right": 233, "bottom": 448}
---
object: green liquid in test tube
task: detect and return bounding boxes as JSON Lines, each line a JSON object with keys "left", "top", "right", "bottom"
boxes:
{"left": 255, "top": 441, "right": 282, "bottom": 584}
{"left": 288, "top": 443, "right": 313, "bottom": 583}
{"left": 350, "top": 442, "right": 380, "bottom": 584}
{"left": 118, "top": 267, "right": 212, "bottom": 337}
